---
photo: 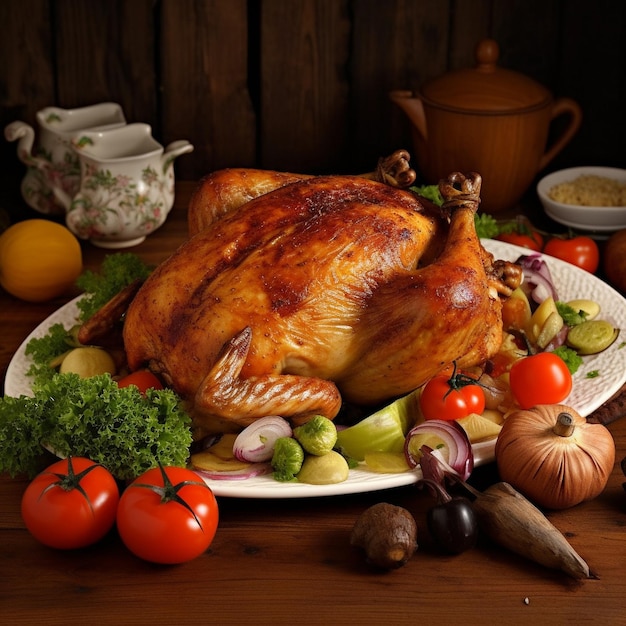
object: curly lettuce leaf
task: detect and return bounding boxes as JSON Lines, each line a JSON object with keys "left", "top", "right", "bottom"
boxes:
{"left": 23, "top": 253, "right": 153, "bottom": 387}
{"left": 24, "top": 322, "right": 80, "bottom": 385}
{"left": 556, "top": 301, "right": 588, "bottom": 327}
{"left": 410, "top": 184, "right": 444, "bottom": 206}
{"left": 0, "top": 373, "right": 192, "bottom": 480}
{"left": 474, "top": 213, "right": 500, "bottom": 239}
{"left": 75, "top": 252, "right": 153, "bottom": 322}
{"left": 552, "top": 345, "right": 584, "bottom": 375}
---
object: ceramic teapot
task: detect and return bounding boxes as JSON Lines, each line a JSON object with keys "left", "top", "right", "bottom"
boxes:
{"left": 53, "top": 123, "right": 193, "bottom": 248}
{"left": 4, "top": 103, "right": 126, "bottom": 215}
{"left": 390, "top": 39, "right": 582, "bottom": 213}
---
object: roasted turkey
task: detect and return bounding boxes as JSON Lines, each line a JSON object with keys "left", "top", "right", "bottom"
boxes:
{"left": 122, "top": 160, "right": 521, "bottom": 436}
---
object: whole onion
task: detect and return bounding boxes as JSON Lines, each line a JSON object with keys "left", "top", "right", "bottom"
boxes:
{"left": 495, "top": 404, "right": 615, "bottom": 509}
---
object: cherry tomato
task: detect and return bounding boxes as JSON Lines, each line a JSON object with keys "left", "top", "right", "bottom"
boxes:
{"left": 543, "top": 236, "right": 599, "bottom": 273}
{"left": 21, "top": 457, "right": 119, "bottom": 550}
{"left": 496, "top": 231, "right": 543, "bottom": 252}
{"left": 509, "top": 352, "right": 572, "bottom": 409}
{"left": 116, "top": 465, "right": 219, "bottom": 564}
{"left": 420, "top": 371, "right": 485, "bottom": 421}
{"left": 117, "top": 370, "right": 164, "bottom": 394}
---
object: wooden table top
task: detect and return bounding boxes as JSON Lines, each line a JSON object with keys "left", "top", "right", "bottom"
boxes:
{"left": 2, "top": 182, "right": 626, "bottom": 625}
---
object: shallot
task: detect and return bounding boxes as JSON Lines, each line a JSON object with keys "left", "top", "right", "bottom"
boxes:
{"left": 233, "top": 416, "right": 293, "bottom": 463}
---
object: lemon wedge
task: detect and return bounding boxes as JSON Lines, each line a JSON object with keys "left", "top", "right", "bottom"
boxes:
{"left": 457, "top": 413, "right": 502, "bottom": 443}
{"left": 364, "top": 451, "right": 410, "bottom": 473}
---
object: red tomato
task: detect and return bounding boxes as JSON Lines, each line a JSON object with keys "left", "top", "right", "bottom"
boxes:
{"left": 496, "top": 231, "right": 543, "bottom": 252}
{"left": 420, "top": 373, "right": 485, "bottom": 421}
{"left": 21, "top": 457, "right": 119, "bottom": 550}
{"left": 117, "top": 370, "right": 163, "bottom": 394}
{"left": 116, "top": 466, "right": 219, "bottom": 564}
{"left": 543, "top": 236, "right": 600, "bottom": 273}
{"left": 509, "top": 352, "right": 572, "bottom": 409}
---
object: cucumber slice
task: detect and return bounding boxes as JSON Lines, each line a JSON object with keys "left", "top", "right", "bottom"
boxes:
{"left": 566, "top": 320, "right": 620, "bottom": 355}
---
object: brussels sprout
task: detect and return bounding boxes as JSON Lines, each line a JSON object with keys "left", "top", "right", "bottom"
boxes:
{"left": 271, "top": 437, "right": 305, "bottom": 482}
{"left": 293, "top": 415, "right": 337, "bottom": 456}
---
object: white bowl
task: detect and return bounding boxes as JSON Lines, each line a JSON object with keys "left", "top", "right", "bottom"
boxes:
{"left": 537, "top": 166, "right": 626, "bottom": 233}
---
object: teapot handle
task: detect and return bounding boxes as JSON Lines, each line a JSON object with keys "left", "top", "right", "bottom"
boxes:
{"left": 538, "top": 98, "right": 582, "bottom": 171}
{"left": 162, "top": 140, "right": 194, "bottom": 171}
{"left": 4, "top": 121, "right": 51, "bottom": 171}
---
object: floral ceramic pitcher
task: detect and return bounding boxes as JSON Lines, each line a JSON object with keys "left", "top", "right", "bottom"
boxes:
{"left": 4, "top": 103, "right": 126, "bottom": 215}
{"left": 54, "top": 123, "right": 193, "bottom": 248}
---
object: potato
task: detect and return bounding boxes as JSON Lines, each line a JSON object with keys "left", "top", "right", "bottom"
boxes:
{"left": 603, "top": 229, "right": 626, "bottom": 294}
{"left": 59, "top": 347, "right": 116, "bottom": 378}
{"left": 566, "top": 298, "right": 600, "bottom": 320}
{"left": 297, "top": 450, "right": 349, "bottom": 485}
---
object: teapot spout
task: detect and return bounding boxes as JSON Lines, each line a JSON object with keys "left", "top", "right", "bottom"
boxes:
{"left": 51, "top": 185, "right": 73, "bottom": 212}
{"left": 389, "top": 90, "right": 428, "bottom": 142}
{"left": 4, "top": 121, "right": 50, "bottom": 170}
{"left": 162, "top": 140, "right": 194, "bottom": 172}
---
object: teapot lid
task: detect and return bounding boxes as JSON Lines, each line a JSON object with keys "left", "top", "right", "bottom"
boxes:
{"left": 420, "top": 39, "right": 551, "bottom": 113}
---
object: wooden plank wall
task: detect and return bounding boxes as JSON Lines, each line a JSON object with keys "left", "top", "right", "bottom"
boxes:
{"left": 1, "top": 0, "right": 625, "bottom": 217}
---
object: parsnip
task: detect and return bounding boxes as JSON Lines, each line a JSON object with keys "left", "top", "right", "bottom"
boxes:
{"left": 471, "top": 482, "right": 590, "bottom": 579}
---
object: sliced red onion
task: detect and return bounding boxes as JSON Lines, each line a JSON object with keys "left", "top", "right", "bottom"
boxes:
{"left": 233, "top": 415, "right": 293, "bottom": 463}
{"left": 516, "top": 254, "right": 559, "bottom": 305}
{"left": 404, "top": 419, "right": 474, "bottom": 481}
{"left": 193, "top": 462, "right": 273, "bottom": 481}
{"left": 419, "top": 446, "right": 460, "bottom": 485}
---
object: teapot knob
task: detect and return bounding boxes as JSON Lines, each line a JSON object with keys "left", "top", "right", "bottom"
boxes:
{"left": 475, "top": 39, "right": 500, "bottom": 73}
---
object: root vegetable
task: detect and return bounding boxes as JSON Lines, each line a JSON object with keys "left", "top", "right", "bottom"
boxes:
{"left": 350, "top": 502, "right": 418, "bottom": 570}
{"left": 470, "top": 482, "right": 590, "bottom": 579}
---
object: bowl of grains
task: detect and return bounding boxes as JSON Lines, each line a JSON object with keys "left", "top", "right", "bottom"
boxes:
{"left": 537, "top": 166, "right": 626, "bottom": 232}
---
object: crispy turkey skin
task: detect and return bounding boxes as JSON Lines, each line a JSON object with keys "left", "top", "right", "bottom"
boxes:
{"left": 123, "top": 171, "right": 517, "bottom": 435}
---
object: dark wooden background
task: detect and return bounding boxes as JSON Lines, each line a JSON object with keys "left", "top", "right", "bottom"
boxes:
{"left": 1, "top": 0, "right": 625, "bottom": 219}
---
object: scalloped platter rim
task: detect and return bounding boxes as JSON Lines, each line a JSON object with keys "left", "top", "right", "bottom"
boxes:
{"left": 4, "top": 239, "right": 626, "bottom": 498}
